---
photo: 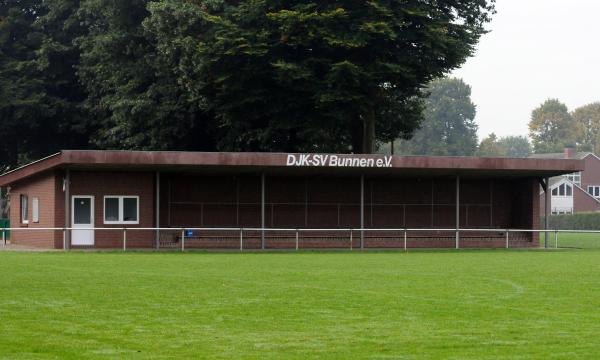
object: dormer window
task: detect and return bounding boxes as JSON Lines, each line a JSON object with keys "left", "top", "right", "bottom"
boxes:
{"left": 552, "top": 183, "right": 572, "bottom": 197}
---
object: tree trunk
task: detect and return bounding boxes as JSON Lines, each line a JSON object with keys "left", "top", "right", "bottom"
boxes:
{"left": 362, "top": 107, "right": 376, "bottom": 154}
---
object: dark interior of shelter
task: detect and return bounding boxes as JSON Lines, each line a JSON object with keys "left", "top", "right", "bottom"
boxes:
{"left": 158, "top": 174, "right": 537, "bottom": 249}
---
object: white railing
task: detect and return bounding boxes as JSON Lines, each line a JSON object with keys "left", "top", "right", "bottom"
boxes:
{"left": 2, "top": 226, "right": 597, "bottom": 251}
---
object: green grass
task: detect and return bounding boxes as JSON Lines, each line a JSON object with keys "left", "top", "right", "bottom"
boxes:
{"left": 542, "top": 232, "right": 600, "bottom": 249}
{"left": 2, "top": 250, "right": 600, "bottom": 359}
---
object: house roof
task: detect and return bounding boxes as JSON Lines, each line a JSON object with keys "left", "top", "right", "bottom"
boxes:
{"left": 0, "top": 150, "right": 587, "bottom": 187}
{"left": 529, "top": 152, "right": 593, "bottom": 160}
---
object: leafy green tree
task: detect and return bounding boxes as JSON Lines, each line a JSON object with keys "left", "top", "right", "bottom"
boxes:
{"left": 476, "top": 134, "right": 531, "bottom": 158}
{"left": 477, "top": 133, "right": 504, "bottom": 157}
{"left": 498, "top": 135, "right": 531, "bottom": 158}
{"left": 529, "top": 99, "right": 577, "bottom": 153}
{"left": 0, "top": 0, "right": 48, "bottom": 170}
{"left": 76, "top": 0, "right": 217, "bottom": 151}
{"left": 181, "top": 0, "right": 495, "bottom": 153}
{"left": 572, "top": 102, "right": 600, "bottom": 154}
{"left": 0, "top": 0, "right": 96, "bottom": 171}
{"left": 396, "top": 78, "right": 478, "bottom": 156}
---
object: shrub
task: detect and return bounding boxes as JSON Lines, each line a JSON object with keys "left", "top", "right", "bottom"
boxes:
{"left": 544, "top": 212, "right": 600, "bottom": 230}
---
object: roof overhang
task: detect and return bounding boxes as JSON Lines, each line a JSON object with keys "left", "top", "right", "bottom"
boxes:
{"left": 0, "top": 150, "right": 586, "bottom": 187}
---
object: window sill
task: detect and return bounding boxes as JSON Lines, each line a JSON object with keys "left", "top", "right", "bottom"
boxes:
{"left": 104, "top": 222, "right": 140, "bottom": 226}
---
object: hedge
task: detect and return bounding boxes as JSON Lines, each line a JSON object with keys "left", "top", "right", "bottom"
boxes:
{"left": 543, "top": 212, "right": 600, "bottom": 230}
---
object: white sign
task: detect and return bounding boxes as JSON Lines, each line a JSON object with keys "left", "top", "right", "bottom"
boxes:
{"left": 286, "top": 154, "right": 393, "bottom": 168}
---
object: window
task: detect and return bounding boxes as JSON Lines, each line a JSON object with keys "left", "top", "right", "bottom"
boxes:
{"left": 104, "top": 196, "right": 139, "bottom": 224}
{"left": 565, "top": 172, "right": 581, "bottom": 185}
{"left": 552, "top": 183, "right": 572, "bottom": 197}
{"left": 20, "top": 194, "right": 28, "bottom": 224}
{"left": 588, "top": 186, "right": 600, "bottom": 198}
{"left": 32, "top": 197, "right": 39, "bottom": 223}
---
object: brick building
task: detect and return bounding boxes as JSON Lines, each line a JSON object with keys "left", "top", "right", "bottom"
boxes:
{"left": 0, "top": 150, "right": 583, "bottom": 249}
{"left": 531, "top": 148, "right": 600, "bottom": 214}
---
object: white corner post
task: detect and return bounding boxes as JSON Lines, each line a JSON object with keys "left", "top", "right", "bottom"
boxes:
{"left": 261, "top": 173, "right": 266, "bottom": 250}
{"left": 360, "top": 175, "right": 365, "bottom": 250}
{"left": 155, "top": 171, "right": 160, "bottom": 249}
{"left": 64, "top": 168, "right": 70, "bottom": 251}
{"left": 456, "top": 174, "right": 460, "bottom": 249}
{"left": 544, "top": 176, "right": 550, "bottom": 249}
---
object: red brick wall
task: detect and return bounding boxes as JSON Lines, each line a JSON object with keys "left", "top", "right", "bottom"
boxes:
{"left": 69, "top": 171, "right": 155, "bottom": 248}
{"left": 580, "top": 155, "right": 600, "bottom": 191}
{"left": 573, "top": 186, "right": 600, "bottom": 212}
{"left": 9, "top": 171, "right": 62, "bottom": 248}
{"left": 8, "top": 170, "right": 541, "bottom": 249}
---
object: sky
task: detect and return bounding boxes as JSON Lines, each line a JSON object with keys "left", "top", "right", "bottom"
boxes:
{"left": 452, "top": 0, "right": 600, "bottom": 140}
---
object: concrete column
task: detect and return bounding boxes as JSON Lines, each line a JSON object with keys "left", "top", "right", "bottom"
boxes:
{"left": 544, "top": 176, "right": 550, "bottom": 248}
{"left": 64, "top": 169, "right": 70, "bottom": 250}
{"left": 455, "top": 174, "right": 460, "bottom": 249}
{"left": 360, "top": 175, "right": 365, "bottom": 250}
{"left": 261, "top": 173, "right": 265, "bottom": 249}
{"left": 155, "top": 171, "right": 160, "bottom": 249}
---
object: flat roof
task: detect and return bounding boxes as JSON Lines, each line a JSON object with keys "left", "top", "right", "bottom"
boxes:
{"left": 0, "top": 150, "right": 585, "bottom": 186}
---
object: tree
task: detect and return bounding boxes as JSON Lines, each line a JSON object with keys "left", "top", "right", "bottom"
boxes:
{"left": 76, "top": 0, "right": 217, "bottom": 151}
{"left": 0, "top": 0, "right": 49, "bottom": 171}
{"left": 476, "top": 134, "right": 531, "bottom": 157}
{"left": 181, "top": 0, "right": 495, "bottom": 153}
{"left": 498, "top": 135, "right": 531, "bottom": 158}
{"left": 396, "top": 78, "right": 478, "bottom": 156}
{"left": 572, "top": 102, "right": 600, "bottom": 154}
{"left": 477, "top": 133, "right": 504, "bottom": 157}
{"left": 529, "top": 99, "right": 577, "bottom": 153}
{"left": 0, "top": 0, "right": 97, "bottom": 172}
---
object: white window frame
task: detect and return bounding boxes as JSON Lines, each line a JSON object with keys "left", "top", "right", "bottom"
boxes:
{"left": 552, "top": 183, "right": 572, "bottom": 197}
{"left": 32, "top": 197, "right": 39, "bottom": 223}
{"left": 588, "top": 186, "right": 600, "bottom": 198}
{"left": 103, "top": 196, "right": 139, "bottom": 225}
{"left": 20, "top": 194, "right": 28, "bottom": 224}
{"left": 565, "top": 172, "right": 581, "bottom": 185}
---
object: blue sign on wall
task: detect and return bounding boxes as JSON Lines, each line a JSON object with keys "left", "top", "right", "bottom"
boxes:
{"left": 186, "top": 230, "right": 194, "bottom": 237}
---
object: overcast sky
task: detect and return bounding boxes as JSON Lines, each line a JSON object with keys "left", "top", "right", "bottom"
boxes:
{"left": 452, "top": 0, "right": 600, "bottom": 140}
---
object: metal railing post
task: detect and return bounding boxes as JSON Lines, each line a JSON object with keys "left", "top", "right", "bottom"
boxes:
{"left": 404, "top": 228, "right": 407, "bottom": 252}
{"left": 181, "top": 229, "right": 185, "bottom": 252}
{"left": 350, "top": 230, "right": 353, "bottom": 251}
{"left": 2, "top": 227, "right": 5, "bottom": 247}
{"left": 295, "top": 229, "right": 299, "bottom": 251}
{"left": 505, "top": 229, "right": 509, "bottom": 249}
{"left": 360, "top": 230, "right": 364, "bottom": 250}
{"left": 240, "top": 228, "right": 243, "bottom": 252}
{"left": 123, "top": 228, "right": 127, "bottom": 251}
{"left": 555, "top": 229, "right": 558, "bottom": 249}
{"left": 63, "top": 228, "right": 66, "bottom": 251}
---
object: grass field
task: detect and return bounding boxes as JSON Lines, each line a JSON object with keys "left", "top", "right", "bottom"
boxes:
{"left": 542, "top": 232, "right": 600, "bottom": 248}
{"left": 2, "top": 250, "right": 600, "bottom": 359}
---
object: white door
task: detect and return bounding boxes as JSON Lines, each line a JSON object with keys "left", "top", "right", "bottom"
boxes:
{"left": 72, "top": 196, "right": 94, "bottom": 246}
